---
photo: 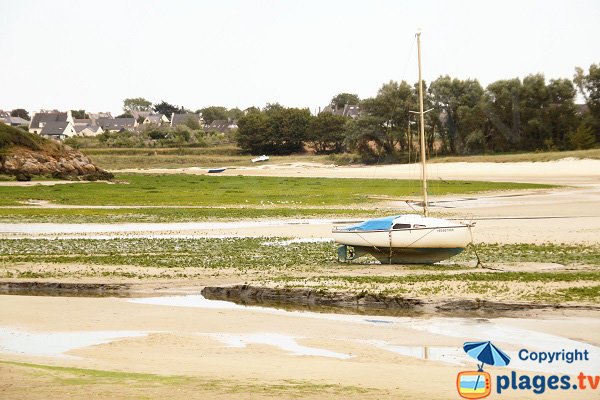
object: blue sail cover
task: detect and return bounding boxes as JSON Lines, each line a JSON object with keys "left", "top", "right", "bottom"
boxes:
{"left": 342, "top": 216, "right": 400, "bottom": 231}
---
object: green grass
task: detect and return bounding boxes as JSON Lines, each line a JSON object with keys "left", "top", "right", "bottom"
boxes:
{"left": 83, "top": 147, "right": 335, "bottom": 169}
{"left": 272, "top": 271, "right": 600, "bottom": 285}
{"left": 82, "top": 147, "right": 600, "bottom": 170}
{"left": 1, "top": 239, "right": 598, "bottom": 302}
{"left": 425, "top": 148, "right": 600, "bottom": 163}
{"left": 0, "top": 239, "right": 597, "bottom": 273}
{"left": 0, "top": 173, "right": 554, "bottom": 207}
{"left": 0, "top": 360, "right": 374, "bottom": 397}
{"left": 0, "top": 207, "right": 380, "bottom": 223}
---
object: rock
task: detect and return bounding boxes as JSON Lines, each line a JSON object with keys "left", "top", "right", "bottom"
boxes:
{"left": 21, "top": 161, "right": 41, "bottom": 175}
{"left": 15, "top": 173, "right": 31, "bottom": 181}
{"left": 0, "top": 146, "right": 113, "bottom": 181}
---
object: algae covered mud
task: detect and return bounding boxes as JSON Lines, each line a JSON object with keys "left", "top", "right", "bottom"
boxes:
{"left": 0, "top": 237, "right": 598, "bottom": 304}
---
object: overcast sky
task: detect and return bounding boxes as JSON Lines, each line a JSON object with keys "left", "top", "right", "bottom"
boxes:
{"left": 1, "top": 0, "right": 598, "bottom": 116}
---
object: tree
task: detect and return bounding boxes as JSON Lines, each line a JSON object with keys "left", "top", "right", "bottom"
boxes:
{"left": 153, "top": 100, "right": 183, "bottom": 117}
{"left": 482, "top": 78, "right": 523, "bottom": 151}
{"left": 236, "top": 112, "right": 270, "bottom": 154}
{"left": 330, "top": 93, "right": 360, "bottom": 109}
{"left": 544, "top": 78, "right": 578, "bottom": 149}
{"left": 123, "top": 97, "right": 152, "bottom": 113}
{"left": 429, "top": 76, "right": 484, "bottom": 154}
{"left": 343, "top": 115, "right": 388, "bottom": 163}
{"left": 198, "top": 106, "right": 228, "bottom": 124}
{"left": 574, "top": 64, "right": 600, "bottom": 141}
{"left": 184, "top": 116, "right": 201, "bottom": 130}
{"left": 358, "top": 81, "right": 416, "bottom": 156}
{"left": 266, "top": 107, "right": 311, "bottom": 154}
{"left": 117, "top": 112, "right": 133, "bottom": 118}
{"left": 227, "top": 108, "right": 244, "bottom": 121}
{"left": 10, "top": 109, "right": 30, "bottom": 120}
{"left": 307, "top": 112, "right": 347, "bottom": 154}
{"left": 569, "top": 120, "right": 596, "bottom": 149}
{"left": 236, "top": 107, "right": 311, "bottom": 155}
{"left": 71, "top": 109, "right": 88, "bottom": 119}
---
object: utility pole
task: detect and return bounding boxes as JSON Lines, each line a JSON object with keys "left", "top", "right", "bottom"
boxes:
{"left": 416, "top": 31, "right": 428, "bottom": 217}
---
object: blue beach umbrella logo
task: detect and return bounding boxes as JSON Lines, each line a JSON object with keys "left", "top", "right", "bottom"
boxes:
{"left": 456, "top": 341, "right": 511, "bottom": 399}
{"left": 463, "top": 341, "right": 511, "bottom": 371}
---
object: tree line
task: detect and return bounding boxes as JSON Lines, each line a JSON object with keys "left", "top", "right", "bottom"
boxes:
{"left": 236, "top": 64, "right": 599, "bottom": 160}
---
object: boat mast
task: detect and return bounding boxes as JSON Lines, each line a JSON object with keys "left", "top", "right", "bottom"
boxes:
{"left": 416, "top": 32, "right": 428, "bottom": 217}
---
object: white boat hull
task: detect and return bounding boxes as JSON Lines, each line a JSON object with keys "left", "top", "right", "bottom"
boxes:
{"left": 332, "top": 224, "right": 472, "bottom": 264}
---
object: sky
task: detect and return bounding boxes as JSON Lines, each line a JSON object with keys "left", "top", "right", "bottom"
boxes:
{"left": 1, "top": 0, "right": 598, "bottom": 116}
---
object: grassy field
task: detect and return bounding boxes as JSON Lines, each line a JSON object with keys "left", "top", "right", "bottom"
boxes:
{"left": 427, "top": 148, "right": 600, "bottom": 163}
{"left": 0, "top": 207, "right": 381, "bottom": 223}
{"left": 0, "top": 361, "right": 375, "bottom": 399}
{"left": 83, "top": 146, "right": 335, "bottom": 169}
{"left": 0, "top": 174, "right": 553, "bottom": 222}
{"left": 1, "top": 238, "right": 598, "bottom": 302}
{"left": 0, "top": 174, "right": 552, "bottom": 208}
{"left": 80, "top": 146, "right": 600, "bottom": 170}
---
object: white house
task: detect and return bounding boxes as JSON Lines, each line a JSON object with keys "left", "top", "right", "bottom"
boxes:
{"left": 74, "top": 124, "right": 104, "bottom": 137}
{"left": 29, "top": 110, "right": 74, "bottom": 134}
{"left": 39, "top": 121, "right": 77, "bottom": 140}
{"left": 143, "top": 114, "right": 169, "bottom": 125}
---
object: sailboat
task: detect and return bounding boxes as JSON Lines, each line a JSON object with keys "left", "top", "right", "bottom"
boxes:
{"left": 331, "top": 32, "right": 473, "bottom": 264}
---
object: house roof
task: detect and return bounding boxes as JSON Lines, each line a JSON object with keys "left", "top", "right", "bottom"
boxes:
{"left": 97, "top": 117, "right": 136, "bottom": 130}
{"left": 132, "top": 111, "right": 151, "bottom": 120}
{"left": 74, "top": 118, "right": 94, "bottom": 125}
{"left": 30, "top": 112, "right": 68, "bottom": 129}
{"left": 206, "top": 119, "right": 237, "bottom": 133}
{"left": 145, "top": 114, "right": 166, "bottom": 123}
{"left": 87, "top": 112, "right": 112, "bottom": 119}
{"left": 40, "top": 121, "right": 70, "bottom": 136}
{"left": 6, "top": 116, "right": 29, "bottom": 125}
{"left": 171, "top": 113, "right": 200, "bottom": 127}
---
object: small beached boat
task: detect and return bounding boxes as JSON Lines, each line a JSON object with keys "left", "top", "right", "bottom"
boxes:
{"left": 332, "top": 214, "right": 472, "bottom": 264}
{"left": 207, "top": 167, "right": 226, "bottom": 173}
{"left": 251, "top": 155, "right": 269, "bottom": 163}
{"left": 332, "top": 32, "right": 473, "bottom": 264}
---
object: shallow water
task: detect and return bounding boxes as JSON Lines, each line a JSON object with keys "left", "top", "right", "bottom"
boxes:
{"left": 0, "top": 328, "right": 147, "bottom": 358}
{"left": 203, "top": 332, "right": 353, "bottom": 359}
{"left": 129, "top": 294, "right": 600, "bottom": 375}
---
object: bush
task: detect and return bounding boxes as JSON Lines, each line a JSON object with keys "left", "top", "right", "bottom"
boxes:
{"left": 0, "top": 122, "right": 44, "bottom": 152}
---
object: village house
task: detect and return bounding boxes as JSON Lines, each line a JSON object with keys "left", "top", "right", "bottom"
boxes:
{"left": 87, "top": 112, "right": 112, "bottom": 120}
{"left": 131, "top": 110, "right": 151, "bottom": 121}
{"left": 205, "top": 119, "right": 238, "bottom": 133}
{"left": 74, "top": 124, "right": 104, "bottom": 137}
{"left": 39, "top": 121, "right": 77, "bottom": 140}
{"left": 0, "top": 111, "right": 29, "bottom": 127}
{"left": 143, "top": 114, "right": 169, "bottom": 125}
{"left": 97, "top": 117, "right": 138, "bottom": 132}
{"left": 321, "top": 104, "right": 361, "bottom": 119}
{"left": 170, "top": 113, "right": 201, "bottom": 128}
{"left": 29, "top": 110, "right": 74, "bottom": 135}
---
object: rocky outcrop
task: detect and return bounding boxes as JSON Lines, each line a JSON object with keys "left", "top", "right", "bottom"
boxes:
{"left": 201, "top": 285, "right": 598, "bottom": 317}
{"left": 0, "top": 147, "right": 113, "bottom": 181}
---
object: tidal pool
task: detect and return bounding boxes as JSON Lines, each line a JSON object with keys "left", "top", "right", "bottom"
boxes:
{"left": 0, "top": 328, "right": 147, "bottom": 358}
{"left": 129, "top": 294, "right": 600, "bottom": 375}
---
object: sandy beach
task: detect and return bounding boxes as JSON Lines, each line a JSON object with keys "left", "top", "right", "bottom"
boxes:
{"left": 1, "top": 159, "right": 599, "bottom": 399}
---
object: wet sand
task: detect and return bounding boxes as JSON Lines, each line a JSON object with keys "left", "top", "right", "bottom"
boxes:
{"left": 1, "top": 295, "right": 599, "bottom": 399}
